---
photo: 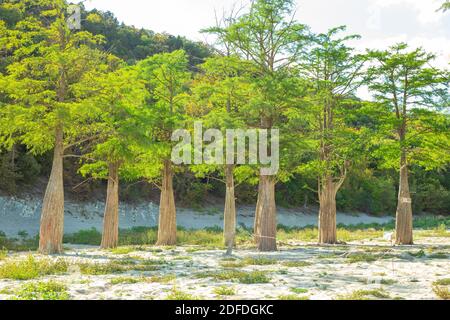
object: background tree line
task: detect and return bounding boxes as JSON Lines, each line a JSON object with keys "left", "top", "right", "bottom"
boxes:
{"left": 0, "top": 0, "right": 448, "bottom": 254}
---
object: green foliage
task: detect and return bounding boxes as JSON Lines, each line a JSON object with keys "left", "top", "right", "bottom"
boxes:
{"left": 12, "top": 281, "right": 69, "bottom": 300}
{"left": 109, "top": 246, "right": 135, "bottom": 255}
{"left": 0, "top": 0, "right": 449, "bottom": 217}
{"left": 242, "top": 257, "right": 277, "bottom": 265}
{"left": 336, "top": 288, "right": 391, "bottom": 300}
{"left": 213, "top": 286, "right": 236, "bottom": 296}
{"left": 346, "top": 252, "right": 392, "bottom": 264}
{"left": 292, "top": 26, "right": 368, "bottom": 195}
{"left": 110, "top": 277, "right": 143, "bottom": 285}
{"left": 0, "top": 248, "right": 7, "bottom": 260}
{"left": 0, "top": 255, "right": 68, "bottom": 280}
{"left": 367, "top": 43, "right": 449, "bottom": 170}
{"left": 76, "top": 66, "right": 149, "bottom": 181}
{"left": 0, "top": 0, "right": 115, "bottom": 157}
{"left": 77, "top": 261, "right": 127, "bottom": 275}
{"left": 282, "top": 261, "right": 312, "bottom": 268}
{"left": 196, "top": 270, "right": 270, "bottom": 284}
{"left": 81, "top": 8, "right": 211, "bottom": 65}
{"left": 434, "top": 279, "right": 450, "bottom": 286}
{"left": 433, "top": 286, "right": 450, "bottom": 300}
{"left": 63, "top": 228, "right": 102, "bottom": 245}
{"left": 166, "top": 287, "right": 199, "bottom": 300}
{"left": 290, "top": 288, "right": 309, "bottom": 294}
{"left": 439, "top": 1, "right": 450, "bottom": 11}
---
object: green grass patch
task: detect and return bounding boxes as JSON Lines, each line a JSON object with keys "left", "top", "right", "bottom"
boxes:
{"left": 278, "top": 294, "right": 309, "bottom": 300}
{"left": 242, "top": 257, "right": 277, "bottom": 266}
{"left": 110, "top": 277, "right": 143, "bottom": 285}
{"left": 11, "top": 281, "right": 69, "bottom": 300}
{"left": 148, "top": 274, "right": 177, "bottom": 283}
{"left": 433, "top": 279, "right": 450, "bottom": 286}
{"left": 213, "top": 286, "right": 236, "bottom": 296}
{"left": 77, "top": 262, "right": 127, "bottom": 275}
{"left": 427, "top": 252, "right": 448, "bottom": 259}
{"left": 0, "top": 256, "right": 68, "bottom": 280}
{"left": 110, "top": 247, "right": 136, "bottom": 255}
{"left": 219, "top": 260, "right": 247, "bottom": 268}
{"left": 336, "top": 289, "right": 391, "bottom": 300}
{"left": 379, "top": 279, "right": 397, "bottom": 285}
{"left": 196, "top": 270, "right": 270, "bottom": 284}
{"left": 166, "top": 287, "right": 199, "bottom": 300}
{"left": 282, "top": 261, "right": 312, "bottom": 268}
{"left": 346, "top": 252, "right": 393, "bottom": 263}
{"left": 77, "top": 259, "right": 162, "bottom": 275}
{"left": 407, "top": 250, "right": 426, "bottom": 258}
{"left": 290, "top": 288, "right": 308, "bottom": 294}
{"left": 433, "top": 286, "right": 450, "bottom": 300}
{"left": 0, "top": 248, "right": 7, "bottom": 260}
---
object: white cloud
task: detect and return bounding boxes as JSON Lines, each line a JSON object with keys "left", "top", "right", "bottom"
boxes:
{"left": 370, "top": 0, "right": 444, "bottom": 25}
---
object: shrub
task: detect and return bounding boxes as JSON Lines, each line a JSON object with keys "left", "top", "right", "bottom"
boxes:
{"left": 282, "top": 261, "right": 312, "bottom": 268}
{"left": 242, "top": 257, "right": 277, "bottom": 266}
{"left": 63, "top": 228, "right": 101, "bottom": 245}
{"left": 110, "top": 277, "right": 142, "bottom": 285}
{"left": 166, "top": 287, "right": 199, "bottom": 300}
{"left": 77, "top": 262, "right": 126, "bottom": 275}
{"left": 0, "top": 256, "right": 68, "bottom": 280}
{"left": 433, "top": 286, "right": 450, "bottom": 300}
{"left": 433, "top": 279, "right": 450, "bottom": 286}
{"left": 0, "top": 248, "right": 7, "bottom": 260}
{"left": 291, "top": 288, "right": 308, "bottom": 294}
{"left": 12, "top": 281, "right": 69, "bottom": 300}
{"left": 336, "top": 289, "right": 391, "bottom": 300}
{"left": 213, "top": 286, "right": 236, "bottom": 296}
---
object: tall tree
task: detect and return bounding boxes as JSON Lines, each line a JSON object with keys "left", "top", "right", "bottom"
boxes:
{"left": 296, "top": 26, "right": 366, "bottom": 244}
{"left": 76, "top": 67, "right": 148, "bottom": 249}
{"left": 136, "top": 50, "right": 191, "bottom": 246}
{"left": 189, "top": 55, "right": 254, "bottom": 251}
{"left": 206, "top": 0, "right": 307, "bottom": 251}
{"left": 367, "top": 43, "right": 449, "bottom": 245}
{"left": 0, "top": 0, "right": 113, "bottom": 254}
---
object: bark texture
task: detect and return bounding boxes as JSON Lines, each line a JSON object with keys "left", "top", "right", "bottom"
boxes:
{"left": 395, "top": 153, "right": 413, "bottom": 245}
{"left": 156, "top": 160, "right": 177, "bottom": 246}
{"left": 318, "top": 175, "right": 337, "bottom": 244}
{"left": 254, "top": 175, "right": 277, "bottom": 251}
{"left": 253, "top": 180, "right": 262, "bottom": 242}
{"left": 101, "top": 162, "right": 120, "bottom": 249}
{"left": 223, "top": 165, "right": 236, "bottom": 249}
{"left": 39, "top": 126, "right": 65, "bottom": 254}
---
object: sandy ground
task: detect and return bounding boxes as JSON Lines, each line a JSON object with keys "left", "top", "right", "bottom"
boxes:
{"left": 0, "top": 236, "right": 448, "bottom": 300}
{"left": 0, "top": 195, "right": 394, "bottom": 237}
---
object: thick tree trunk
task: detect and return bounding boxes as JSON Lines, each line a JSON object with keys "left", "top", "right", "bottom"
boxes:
{"left": 254, "top": 175, "right": 277, "bottom": 251}
{"left": 395, "top": 153, "right": 413, "bottom": 245}
{"left": 156, "top": 160, "right": 177, "bottom": 246}
{"left": 318, "top": 175, "right": 337, "bottom": 244}
{"left": 223, "top": 165, "right": 236, "bottom": 249}
{"left": 253, "top": 179, "right": 262, "bottom": 243}
{"left": 101, "top": 162, "right": 120, "bottom": 249}
{"left": 39, "top": 125, "right": 65, "bottom": 254}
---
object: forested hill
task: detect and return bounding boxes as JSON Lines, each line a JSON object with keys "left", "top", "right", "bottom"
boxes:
{"left": 0, "top": 2, "right": 211, "bottom": 69}
{"left": 80, "top": 9, "right": 212, "bottom": 67}
{"left": 0, "top": 1, "right": 449, "bottom": 218}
